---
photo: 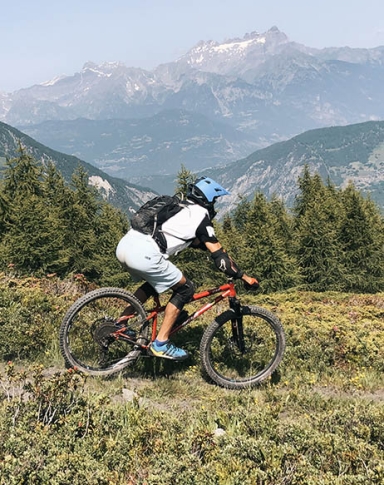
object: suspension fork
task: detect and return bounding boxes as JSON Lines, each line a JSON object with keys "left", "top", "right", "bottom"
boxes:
{"left": 229, "top": 297, "right": 245, "bottom": 353}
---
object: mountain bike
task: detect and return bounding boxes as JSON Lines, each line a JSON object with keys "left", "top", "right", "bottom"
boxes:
{"left": 59, "top": 278, "right": 285, "bottom": 390}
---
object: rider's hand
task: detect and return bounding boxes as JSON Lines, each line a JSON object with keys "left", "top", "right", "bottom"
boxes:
{"left": 243, "top": 276, "right": 260, "bottom": 292}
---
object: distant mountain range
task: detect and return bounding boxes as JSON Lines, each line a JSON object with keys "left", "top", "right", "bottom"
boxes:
{"left": 1, "top": 27, "right": 383, "bottom": 216}
{"left": 18, "top": 110, "right": 259, "bottom": 181}
{"left": 0, "top": 122, "right": 157, "bottom": 214}
{"left": 1, "top": 26, "right": 384, "bottom": 184}
{"left": 1, "top": 120, "right": 383, "bottom": 219}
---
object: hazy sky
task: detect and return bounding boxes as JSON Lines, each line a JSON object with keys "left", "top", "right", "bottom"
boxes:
{"left": 1, "top": 0, "right": 384, "bottom": 92}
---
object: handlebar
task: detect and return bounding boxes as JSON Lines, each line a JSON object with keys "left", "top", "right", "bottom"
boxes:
{"left": 225, "top": 276, "right": 260, "bottom": 292}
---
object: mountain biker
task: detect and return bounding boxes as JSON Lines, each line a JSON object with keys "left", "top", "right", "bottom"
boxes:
{"left": 116, "top": 176, "right": 259, "bottom": 361}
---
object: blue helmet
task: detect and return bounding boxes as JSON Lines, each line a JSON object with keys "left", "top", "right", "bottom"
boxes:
{"left": 187, "top": 176, "right": 230, "bottom": 217}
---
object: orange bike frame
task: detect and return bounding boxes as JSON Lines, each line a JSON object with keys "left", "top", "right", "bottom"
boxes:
{"left": 145, "top": 281, "right": 238, "bottom": 343}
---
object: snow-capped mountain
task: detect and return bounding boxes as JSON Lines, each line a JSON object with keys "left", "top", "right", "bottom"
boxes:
{"left": 174, "top": 26, "right": 291, "bottom": 76}
{"left": 1, "top": 26, "right": 384, "bottom": 181}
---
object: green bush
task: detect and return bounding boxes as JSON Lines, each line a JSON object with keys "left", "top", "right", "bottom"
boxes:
{"left": 256, "top": 292, "right": 384, "bottom": 379}
{"left": 0, "top": 365, "right": 383, "bottom": 484}
{"left": 0, "top": 277, "right": 383, "bottom": 484}
{"left": 0, "top": 273, "right": 91, "bottom": 360}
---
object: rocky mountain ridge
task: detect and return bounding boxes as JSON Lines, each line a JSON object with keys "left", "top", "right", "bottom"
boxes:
{"left": 19, "top": 110, "right": 259, "bottom": 181}
{"left": 1, "top": 27, "right": 384, "bottom": 154}
{"left": 209, "top": 120, "right": 384, "bottom": 216}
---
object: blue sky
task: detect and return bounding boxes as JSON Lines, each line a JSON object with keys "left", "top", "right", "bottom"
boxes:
{"left": 1, "top": 0, "right": 384, "bottom": 92}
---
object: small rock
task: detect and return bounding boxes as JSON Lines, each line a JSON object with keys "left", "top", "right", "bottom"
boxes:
{"left": 122, "top": 388, "right": 138, "bottom": 402}
{"left": 214, "top": 427, "right": 226, "bottom": 437}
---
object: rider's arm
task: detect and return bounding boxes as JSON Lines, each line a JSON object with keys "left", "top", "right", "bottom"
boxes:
{"left": 207, "top": 242, "right": 243, "bottom": 279}
{"left": 205, "top": 241, "right": 258, "bottom": 286}
{"left": 195, "top": 216, "right": 258, "bottom": 287}
{"left": 190, "top": 237, "right": 208, "bottom": 250}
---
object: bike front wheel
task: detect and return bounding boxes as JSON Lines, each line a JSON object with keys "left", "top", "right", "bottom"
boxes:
{"left": 200, "top": 306, "right": 285, "bottom": 390}
{"left": 59, "top": 287, "right": 149, "bottom": 376}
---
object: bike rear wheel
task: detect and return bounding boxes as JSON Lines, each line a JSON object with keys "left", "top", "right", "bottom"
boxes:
{"left": 59, "top": 287, "right": 149, "bottom": 376}
{"left": 200, "top": 306, "right": 285, "bottom": 389}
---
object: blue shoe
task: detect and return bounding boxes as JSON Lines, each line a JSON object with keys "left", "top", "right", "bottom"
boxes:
{"left": 149, "top": 340, "right": 189, "bottom": 361}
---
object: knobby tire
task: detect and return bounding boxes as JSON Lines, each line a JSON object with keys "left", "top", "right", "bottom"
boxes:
{"left": 59, "top": 287, "right": 148, "bottom": 377}
{"left": 200, "top": 306, "right": 285, "bottom": 390}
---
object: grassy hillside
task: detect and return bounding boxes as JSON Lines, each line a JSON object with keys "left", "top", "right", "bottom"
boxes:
{"left": 0, "top": 273, "right": 383, "bottom": 483}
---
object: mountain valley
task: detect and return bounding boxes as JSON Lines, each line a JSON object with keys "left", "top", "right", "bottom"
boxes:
{"left": 0, "top": 27, "right": 383, "bottom": 215}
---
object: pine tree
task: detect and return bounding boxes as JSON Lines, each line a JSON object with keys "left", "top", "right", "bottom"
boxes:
{"left": 1, "top": 194, "right": 64, "bottom": 273}
{"left": 2, "top": 147, "right": 43, "bottom": 197}
{"left": 294, "top": 174, "right": 346, "bottom": 290}
{"left": 60, "top": 166, "right": 102, "bottom": 278}
{"left": 59, "top": 165, "right": 130, "bottom": 280}
{"left": 40, "top": 163, "right": 77, "bottom": 274}
{"left": 226, "top": 193, "right": 298, "bottom": 292}
{"left": 0, "top": 190, "right": 8, "bottom": 216}
{"left": 93, "top": 203, "right": 130, "bottom": 285}
{"left": 294, "top": 165, "right": 324, "bottom": 220}
{"left": 43, "top": 162, "right": 69, "bottom": 206}
{"left": 0, "top": 154, "right": 64, "bottom": 274}
{"left": 269, "top": 194, "right": 296, "bottom": 256}
{"left": 221, "top": 213, "right": 232, "bottom": 233}
{"left": 175, "top": 164, "right": 196, "bottom": 198}
{"left": 0, "top": 189, "right": 8, "bottom": 240}
{"left": 232, "top": 196, "right": 251, "bottom": 232}
{"left": 340, "top": 183, "right": 384, "bottom": 292}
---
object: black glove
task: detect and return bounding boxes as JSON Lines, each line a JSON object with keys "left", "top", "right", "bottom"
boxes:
{"left": 243, "top": 278, "right": 260, "bottom": 292}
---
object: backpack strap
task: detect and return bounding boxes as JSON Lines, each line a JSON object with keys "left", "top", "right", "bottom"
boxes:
{"left": 155, "top": 200, "right": 195, "bottom": 253}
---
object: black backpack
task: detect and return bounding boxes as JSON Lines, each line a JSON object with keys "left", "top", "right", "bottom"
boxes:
{"left": 130, "top": 195, "right": 186, "bottom": 246}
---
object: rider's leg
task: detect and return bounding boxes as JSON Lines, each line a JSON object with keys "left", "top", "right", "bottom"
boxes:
{"left": 118, "top": 282, "right": 158, "bottom": 321}
{"left": 156, "top": 301, "right": 181, "bottom": 341}
{"left": 149, "top": 276, "right": 194, "bottom": 361}
{"left": 134, "top": 281, "right": 158, "bottom": 303}
{"left": 156, "top": 276, "right": 194, "bottom": 340}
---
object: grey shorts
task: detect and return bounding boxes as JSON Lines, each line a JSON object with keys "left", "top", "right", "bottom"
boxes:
{"left": 116, "top": 230, "right": 182, "bottom": 293}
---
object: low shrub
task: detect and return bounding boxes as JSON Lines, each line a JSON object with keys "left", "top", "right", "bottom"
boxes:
{"left": 0, "top": 273, "right": 92, "bottom": 360}
{"left": 0, "top": 365, "right": 383, "bottom": 484}
{"left": 0, "top": 278, "right": 383, "bottom": 483}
